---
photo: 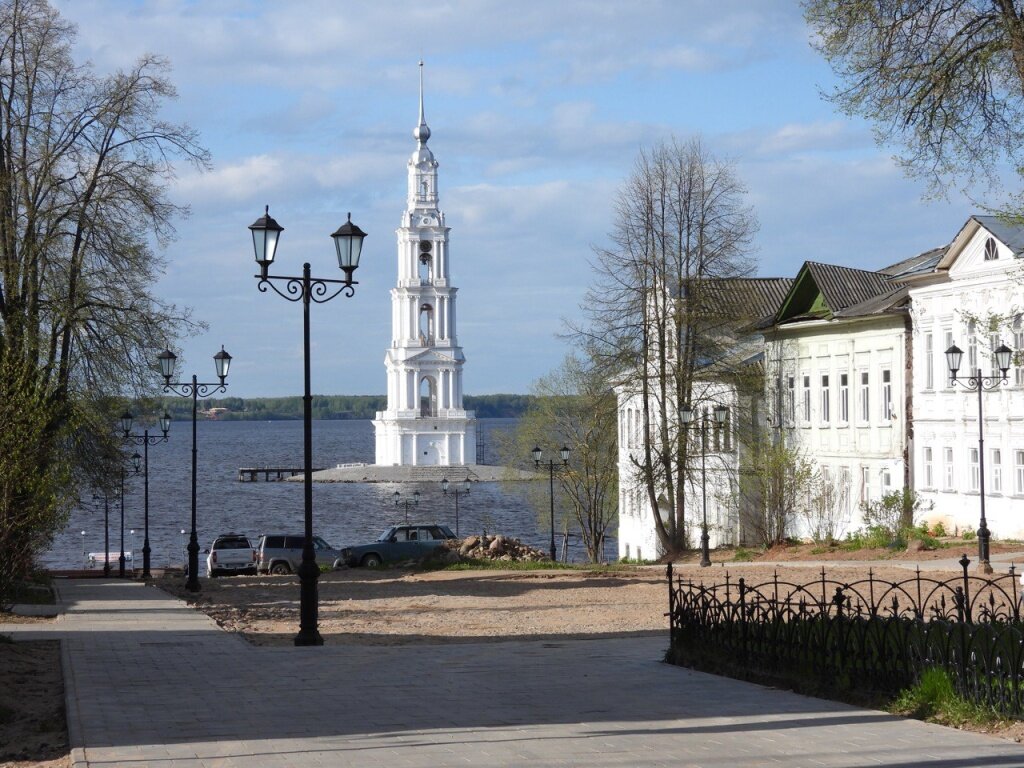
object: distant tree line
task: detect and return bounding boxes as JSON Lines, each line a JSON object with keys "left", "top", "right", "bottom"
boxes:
{"left": 157, "top": 394, "right": 535, "bottom": 421}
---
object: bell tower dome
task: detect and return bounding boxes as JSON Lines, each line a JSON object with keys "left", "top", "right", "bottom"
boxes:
{"left": 373, "top": 62, "right": 477, "bottom": 466}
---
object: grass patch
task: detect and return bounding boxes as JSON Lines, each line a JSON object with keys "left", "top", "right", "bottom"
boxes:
{"left": 891, "top": 668, "right": 1005, "bottom": 728}
{"left": 731, "top": 547, "right": 756, "bottom": 562}
{"left": 8, "top": 576, "right": 54, "bottom": 605}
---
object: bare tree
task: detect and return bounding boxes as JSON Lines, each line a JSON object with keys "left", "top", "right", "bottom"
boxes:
{"left": 803, "top": 466, "right": 850, "bottom": 546}
{"left": 804, "top": 0, "right": 1024, "bottom": 209}
{"left": 0, "top": 0, "right": 208, "bottom": 598}
{"left": 579, "top": 138, "right": 757, "bottom": 556}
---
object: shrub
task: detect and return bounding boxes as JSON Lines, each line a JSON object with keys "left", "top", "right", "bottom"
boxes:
{"left": 732, "top": 548, "right": 755, "bottom": 562}
{"left": 931, "top": 521, "right": 948, "bottom": 537}
{"left": 962, "top": 529, "right": 977, "bottom": 541}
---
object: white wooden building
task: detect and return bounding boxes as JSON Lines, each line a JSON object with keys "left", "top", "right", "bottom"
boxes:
{"left": 906, "top": 216, "right": 1024, "bottom": 539}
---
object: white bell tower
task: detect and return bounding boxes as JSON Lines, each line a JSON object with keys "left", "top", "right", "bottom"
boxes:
{"left": 373, "top": 62, "right": 477, "bottom": 466}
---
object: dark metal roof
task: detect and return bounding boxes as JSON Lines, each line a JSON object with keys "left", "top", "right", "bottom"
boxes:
{"left": 878, "top": 247, "right": 945, "bottom": 279}
{"left": 972, "top": 215, "right": 1024, "bottom": 256}
{"left": 804, "top": 261, "right": 893, "bottom": 313}
{"left": 702, "top": 277, "right": 794, "bottom": 329}
{"left": 833, "top": 285, "right": 909, "bottom": 318}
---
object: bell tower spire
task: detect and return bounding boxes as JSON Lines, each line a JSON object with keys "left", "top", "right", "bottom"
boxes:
{"left": 374, "top": 61, "right": 476, "bottom": 467}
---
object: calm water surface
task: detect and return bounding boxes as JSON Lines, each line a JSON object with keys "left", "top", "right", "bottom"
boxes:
{"left": 44, "top": 419, "right": 609, "bottom": 570}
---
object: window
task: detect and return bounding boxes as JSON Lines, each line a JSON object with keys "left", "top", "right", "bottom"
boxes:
{"left": 925, "top": 333, "right": 934, "bottom": 389}
{"left": 802, "top": 375, "right": 811, "bottom": 422}
{"left": 944, "top": 447, "right": 955, "bottom": 491}
{"left": 984, "top": 237, "right": 998, "bottom": 261}
{"left": 820, "top": 374, "right": 830, "bottom": 423}
{"left": 992, "top": 449, "right": 1003, "bottom": 494}
{"left": 969, "top": 447, "right": 980, "bottom": 492}
{"left": 881, "top": 369, "right": 892, "bottom": 420}
{"left": 787, "top": 375, "right": 795, "bottom": 425}
{"left": 1015, "top": 316, "right": 1024, "bottom": 387}
{"left": 944, "top": 329, "right": 954, "bottom": 386}
{"left": 989, "top": 332, "right": 1001, "bottom": 378}
{"left": 968, "top": 320, "right": 977, "bottom": 371}
{"left": 723, "top": 410, "right": 732, "bottom": 452}
{"left": 861, "top": 467, "right": 871, "bottom": 504}
{"left": 859, "top": 372, "right": 870, "bottom": 422}
{"left": 839, "top": 467, "right": 852, "bottom": 514}
{"left": 1017, "top": 450, "right": 1024, "bottom": 494}
{"left": 839, "top": 373, "right": 849, "bottom": 422}
{"left": 924, "top": 447, "right": 934, "bottom": 488}
{"left": 881, "top": 468, "right": 892, "bottom": 493}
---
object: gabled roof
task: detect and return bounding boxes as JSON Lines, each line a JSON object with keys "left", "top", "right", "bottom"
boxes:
{"left": 833, "top": 285, "right": 909, "bottom": 318}
{"left": 775, "top": 261, "right": 893, "bottom": 323}
{"left": 878, "top": 247, "right": 945, "bottom": 280}
{"left": 972, "top": 215, "right": 1024, "bottom": 256}
{"left": 705, "top": 277, "right": 793, "bottom": 328}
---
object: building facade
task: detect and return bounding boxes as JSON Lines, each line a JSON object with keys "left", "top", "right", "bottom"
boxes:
{"left": 907, "top": 217, "right": 1024, "bottom": 539}
{"left": 373, "top": 64, "right": 476, "bottom": 466}
{"left": 616, "top": 217, "right": 1024, "bottom": 556}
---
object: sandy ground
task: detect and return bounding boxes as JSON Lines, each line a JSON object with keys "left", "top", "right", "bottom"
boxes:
{"left": 4, "top": 543, "right": 1024, "bottom": 767}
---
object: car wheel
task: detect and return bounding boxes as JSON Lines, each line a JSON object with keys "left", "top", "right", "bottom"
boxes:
{"left": 361, "top": 553, "right": 383, "bottom": 568}
{"left": 270, "top": 562, "right": 291, "bottom": 575}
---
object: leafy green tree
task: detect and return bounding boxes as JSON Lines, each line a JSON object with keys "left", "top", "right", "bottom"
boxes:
{"left": 805, "top": 0, "right": 1024, "bottom": 209}
{"left": 0, "top": 0, "right": 207, "bottom": 592}
{"left": 499, "top": 353, "right": 618, "bottom": 563}
{"left": 738, "top": 435, "right": 817, "bottom": 548}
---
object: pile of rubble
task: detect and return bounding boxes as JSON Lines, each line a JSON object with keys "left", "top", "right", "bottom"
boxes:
{"left": 436, "top": 534, "right": 550, "bottom": 563}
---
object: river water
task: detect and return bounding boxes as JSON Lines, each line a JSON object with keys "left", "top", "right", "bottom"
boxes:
{"left": 43, "top": 418, "right": 609, "bottom": 571}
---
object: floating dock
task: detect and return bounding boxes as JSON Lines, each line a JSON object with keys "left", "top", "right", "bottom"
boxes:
{"left": 237, "top": 466, "right": 326, "bottom": 482}
{"left": 289, "top": 463, "right": 540, "bottom": 483}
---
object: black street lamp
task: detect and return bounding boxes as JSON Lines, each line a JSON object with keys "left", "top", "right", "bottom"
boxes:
{"left": 121, "top": 410, "right": 171, "bottom": 579}
{"left": 532, "top": 445, "right": 570, "bottom": 562}
{"left": 946, "top": 342, "right": 1013, "bottom": 574}
{"left": 681, "top": 403, "right": 729, "bottom": 568}
{"left": 118, "top": 467, "right": 127, "bottom": 577}
{"left": 159, "top": 345, "right": 232, "bottom": 592}
{"left": 393, "top": 490, "right": 420, "bottom": 525}
{"left": 250, "top": 205, "right": 366, "bottom": 647}
{"left": 94, "top": 492, "right": 111, "bottom": 576}
{"left": 441, "top": 477, "right": 470, "bottom": 537}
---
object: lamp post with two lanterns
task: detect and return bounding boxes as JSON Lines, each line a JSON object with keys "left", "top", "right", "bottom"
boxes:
{"left": 248, "top": 205, "right": 367, "bottom": 647}
{"left": 945, "top": 341, "right": 1013, "bottom": 574}
{"left": 158, "top": 346, "right": 232, "bottom": 592}
{"left": 120, "top": 411, "right": 171, "bottom": 579}
{"left": 441, "top": 478, "right": 470, "bottom": 537}
{"left": 681, "top": 403, "right": 729, "bottom": 568}
{"left": 393, "top": 490, "right": 420, "bottom": 525}
{"left": 532, "top": 446, "right": 570, "bottom": 562}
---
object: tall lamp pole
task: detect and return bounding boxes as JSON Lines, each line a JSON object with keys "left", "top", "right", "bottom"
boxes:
{"left": 118, "top": 467, "right": 127, "bottom": 577}
{"left": 249, "top": 205, "right": 366, "bottom": 647}
{"left": 681, "top": 403, "right": 728, "bottom": 568}
{"left": 100, "top": 493, "right": 111, "bottom": 577}
{"left": 532, "top": 446, "right": 570, "bottom": 562}
{"left": 441, "top": 477, "right": 470, "bottom": 537}
{"left": 158, "top": 346, "right": 232, "bottom": 592}
{"left": 946, "top": 342, "right": 1013, "bottom": 574}
{"left": 393, "top": 490, "right": 420, "bottom": 525}
{"left": 121, "top": 411, "right": 171, "bottom": 579}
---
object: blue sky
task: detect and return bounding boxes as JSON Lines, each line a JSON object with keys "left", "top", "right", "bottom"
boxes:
{"left": 55, "top": 0, "right": 972, "bottom": 398}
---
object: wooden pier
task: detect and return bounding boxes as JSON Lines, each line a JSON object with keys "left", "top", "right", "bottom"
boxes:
{"left": 237, "top": 466, "right": 325, "bottom": 482}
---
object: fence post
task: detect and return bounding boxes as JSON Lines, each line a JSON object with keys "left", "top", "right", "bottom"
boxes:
{"left": 738, "top": 577, "right": 747, "bottom": 663}
{"left": 667, "top": 562, "right": 674, "bottom": 639}
{"left": 960, "top": 554, "right": 972, "bottom": 624}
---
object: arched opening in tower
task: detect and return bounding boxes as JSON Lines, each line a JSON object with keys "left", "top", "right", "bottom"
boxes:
{"left": 419, "top": 303, "right": 434, "bottom": 345}
{"left": 419, "top": 375, "right": 437, "bottom": 417}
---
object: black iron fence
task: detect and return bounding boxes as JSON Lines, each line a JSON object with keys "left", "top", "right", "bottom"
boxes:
{"left": 666, "top": 556, "right": 1024, "bottom": 716}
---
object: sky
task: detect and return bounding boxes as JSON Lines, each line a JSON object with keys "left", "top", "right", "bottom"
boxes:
{"left": 53, "top": 0, "right": 975, "bottom": 398}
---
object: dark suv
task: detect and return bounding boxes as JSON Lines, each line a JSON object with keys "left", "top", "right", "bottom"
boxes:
{"left": 256, "top": 534, "right": 343, "bottom": 575}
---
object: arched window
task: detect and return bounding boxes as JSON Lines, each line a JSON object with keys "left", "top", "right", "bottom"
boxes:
{"left": 419, "top": 303, "right": 434, "bottom": 344}
{"left": 419, "top": 376, "right": 437, "bottom": 417}
{"left": 418, "top": 241, "right": 432, "bottom": 282}
{"left": 984, "top": 237, "right": 999, "bottom": 261}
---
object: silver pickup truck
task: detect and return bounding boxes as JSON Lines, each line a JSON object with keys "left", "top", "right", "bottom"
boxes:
{"left": 205, "top": 533, "right": 257, "bottom": 577}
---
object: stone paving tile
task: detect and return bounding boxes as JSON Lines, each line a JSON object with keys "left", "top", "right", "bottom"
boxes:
{"left": 6, "top": 578, "right": 1024, "bottom": 766}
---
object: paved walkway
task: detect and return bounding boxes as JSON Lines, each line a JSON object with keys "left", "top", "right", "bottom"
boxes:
{"left": 5, "top": 579, "right": 1024, "bottom": 767}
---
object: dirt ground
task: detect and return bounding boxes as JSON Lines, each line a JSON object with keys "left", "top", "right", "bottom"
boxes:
{"left": 4, "top": 542, "right": 1024, "bottom": 767}
{"left": 0, "top": 628, "right": 68, "bottom": 768}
